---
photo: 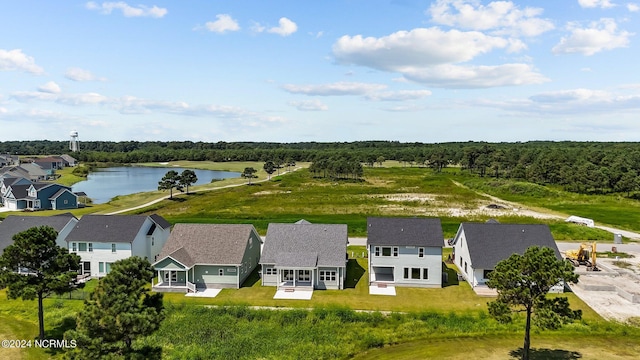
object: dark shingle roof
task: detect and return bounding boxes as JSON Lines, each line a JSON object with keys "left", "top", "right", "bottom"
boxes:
{"left": 149, "top": 214, "right": 171, "bottom": 229}
{"left": 458, "top": 223, "right": 561, "bottom": 269}
{"left": 156, "top": 224, "right": 258, "bottom": 267}
{"left": 0, "top": 214, "right": 78, "bottom": 252}
{"left": 261, "top": 223, "right": 347, "bottom": 268}
{"left": 66, "top": 215, "right": 165, "bottom": 243}
{"left": 6, "top": 184, "right": 31, "bottom": 199}
{"left": 367, "top": 217, "right": 444, "bottom": 247}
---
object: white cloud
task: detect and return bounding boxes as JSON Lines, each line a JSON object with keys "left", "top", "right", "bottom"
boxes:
{"left": 0, "top": 49, "right": 44, "bottom": 74}
{"left": 38, "top": 81, "right": 61, "bottom": 94}
{"left": 65, "top": 67, "right": 106, "bottom": 82}
{"left": 578, "top": 0, "right": 616, "bottom": 9}
{"left": 267, "top": 17, "right": 298, "bottom": 36}
{"left": 403, "top": 63, "right": 548, "bottom": 88}
{"left": 86, "top": 1, "right": 167, "bottom": 18}
{"left": 333, "top": 28, "right": 510, "bottom": 71}
{"left": 479, "top": 87, "right": 640, "bottom": 116}
{"left": 552, "top": 18, "right": 633, "bottom": 56}
{"left": 12, "top": 90, "right": 110, "bottom": 106}
{"left": 428, "top": 0, "right": 555, "bottom": 37}
{"left": 288, "top": 100, "right": 329, "bottom": 111}
{"left": 281, "top": 82, "right": 387, "bottom": 96}
{"left": 205, "top": 14, "right": 240, "bottom": 33}
{"left": 366, "top": 90, "right": 432, "bottom": 101}
{"left": 332, "top": 28, "right": 545, "bottom": 88}
{"left": 628, "top": 3, "right": 640, "bottom": 11}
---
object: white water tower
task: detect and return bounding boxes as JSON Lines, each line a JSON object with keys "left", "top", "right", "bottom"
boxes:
{"left": 69, "top": 130, "right": 80, "bottom": 152}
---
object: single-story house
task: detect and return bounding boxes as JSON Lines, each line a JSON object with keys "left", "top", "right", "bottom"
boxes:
{"left": 367, "top": 217, "right": 444, "bottom": 288}
{"left": 152, "top": 223, "right": 262, "bottom": 292}
{"left": 451, "top": 222, "right": 563, "bottom": 290}
{"left": 66, "top": 214, "right": 171, "bottom": 278}
{"left": 260, "top": 222, "right": 348, "bottom": 290}
{"left": 0, "top": 213, "right": 78, "bottom": 252}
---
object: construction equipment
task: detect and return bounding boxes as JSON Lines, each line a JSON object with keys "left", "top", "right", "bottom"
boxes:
{"left": 565, "top": 242, "right": 600, "bottom": 271}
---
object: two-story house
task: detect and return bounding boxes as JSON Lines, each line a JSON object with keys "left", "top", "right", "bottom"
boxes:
{"left": 367, "top": 217, "right": 444, "bottom": 289}
{"left": 66, "top": 214, "right": 171, "bottom": 278}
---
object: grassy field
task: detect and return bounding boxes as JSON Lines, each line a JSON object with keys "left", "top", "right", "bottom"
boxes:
{"left": 462, "top": 176, "right": 640, "bottom": 234}
{"left": 139, "top": 166, "right": 614, "bottom": 240}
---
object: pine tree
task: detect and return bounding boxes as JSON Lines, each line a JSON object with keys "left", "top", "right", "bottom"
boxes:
{"left": 487, "top": 246, "right": 581, "bottom": 360}
{"left": 0, "top": 226, "right": 81, "bottom": 340}
{"left": 65, "top": 257, "right": 164, "bottom": 359}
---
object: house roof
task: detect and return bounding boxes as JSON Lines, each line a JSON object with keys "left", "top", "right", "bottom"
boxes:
{"left": 150, "top": 213, "right": 172, "bottom": 229}
{"left": 66, "top": 214, "right": 167, "bottom": 243}
{"left": 456, "top": 223, "right": 561, "bottom": 269}
{"left": 155, "top": 223, "right": 258, "bottom": 267}
{"left": 0, "top": 214, "right": 78, "bottom": 252}
{"left": 50, "top": 188, "right": 77, "bottom": 200}
{"left": 261, "top": 223, "right": 347, "bottom": 268}
{"left": 6, "top": 184, "right": 31, "bottom": 199}
{"left": 367, "top": 217, "right": 444, "bottom": 247}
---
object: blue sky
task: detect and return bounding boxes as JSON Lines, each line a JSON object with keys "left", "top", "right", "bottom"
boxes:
{"left": 1, "top": 0, "right": 639, "bottom": 143}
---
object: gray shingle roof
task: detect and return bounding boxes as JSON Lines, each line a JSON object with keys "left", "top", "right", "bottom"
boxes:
{"left": 66, "top": 214, "right": 166, "bottom": 243}
{"left": 458, "top": 223, "right": 561, "bottom": 269}
{"left": 261, "top": 223, "right": 347, "bottom": 268}
{"left": 367, "top": 217, "right": 444, "bottom": 247}
{"left": 149, "top": 214, "right": 172, "bottom": 229}
{"left": 156, "top": 223, "right": 258, "bottom": 267}
{"left": 0, "top": 214, "right": 78, "bottom": 252}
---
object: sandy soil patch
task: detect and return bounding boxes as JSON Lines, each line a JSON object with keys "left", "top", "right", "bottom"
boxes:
{"left": 253, "top": 190, "right": 291, "bottom": 196}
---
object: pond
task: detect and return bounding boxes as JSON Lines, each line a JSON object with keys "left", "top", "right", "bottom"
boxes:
{"left": 72, "top": 167, "right": 239, "bottom": 204}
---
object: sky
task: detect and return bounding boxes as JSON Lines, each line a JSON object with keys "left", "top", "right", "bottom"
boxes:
{"left": 1, "top": 0, "right": 639, "bottom": 143}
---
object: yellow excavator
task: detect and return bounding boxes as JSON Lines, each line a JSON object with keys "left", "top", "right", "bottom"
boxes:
{"left": 565, "top": 242, "right": 600, "bottom": 271}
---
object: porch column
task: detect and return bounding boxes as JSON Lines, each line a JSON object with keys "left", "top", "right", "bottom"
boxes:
{"left": 311, "top": 269, "right": 315, "bottom": 289}
{"left": 169, "top": 271, "right": 172, "bottom": 287}
{"left": 293, "top": 270, "right": 296, "bottom": 287}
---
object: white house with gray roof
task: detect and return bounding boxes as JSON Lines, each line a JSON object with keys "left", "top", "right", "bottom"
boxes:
{"left": 367, "top": 217, "right": 444, "bottom": 288}
{"left": 151, "top": 223, "right": 262, "bottom": 292}
{"left": 65, "top": 214, "right": 171, "bottom": 278}
{"left": 451, "top": 222, "right": 562, "bottom": 290}
{"left": 260, "top": 222, "right": 348, "bottom": 291}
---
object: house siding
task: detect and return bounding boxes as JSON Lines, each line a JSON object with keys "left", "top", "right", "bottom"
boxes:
{"left": 193, "top": 265, "right": 238, "bottom": 287}
{"left": 369, "top": 245, "right": 442, "bottom": 288}
{"left": 51, "top": 191, "right": 77, "bottom": 210}
{"left": 70, "top": 241, "right": 132, "bottom": 277}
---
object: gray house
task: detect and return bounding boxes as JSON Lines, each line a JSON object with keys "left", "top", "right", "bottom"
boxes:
{"left": 260, "top": 222, "right": 348, "bottom": 290}
{"left": 0, "top": 213, "right": 78, "bottom": 252}
{"left": 367, "top": 217, "right": 444, "bottom": 288}
{"left": 451, "top": 222, "right": 562, "bottom": 290}
{"left": 152, "top": 224, "right": 262, "bottom": 292}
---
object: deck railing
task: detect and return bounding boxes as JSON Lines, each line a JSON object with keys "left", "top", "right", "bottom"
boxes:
{"left": 186, "top": 281, "right": 196, "bottom": 293}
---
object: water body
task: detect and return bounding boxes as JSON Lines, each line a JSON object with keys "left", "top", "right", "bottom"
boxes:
{"left": 72, "top": 167, "right": 239, "bottom": 204}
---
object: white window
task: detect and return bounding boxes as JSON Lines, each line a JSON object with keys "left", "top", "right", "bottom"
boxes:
{"left": 298, "top": 270, "right": 310, "bottom": 281}
{"left": 111, "top": 243, "right": 116, "bottom": 253}
{"left": 265, "top": 268, "right": 277, "bottom": 275}
{"left": 378, "top": 246, "right": 399, "bottom": 257}
{"left": 320, "top": 270, "right": 336, "bottom": 281}
{"left": 374, "top": 246, "right": 380, "bottom": 256}
{"left": 71, "top": 243, "right": 77, "bottom": 252}
{"left": 78, "top": 243, "right": 87, "bottom": 252}
{"left": 423, "top": 268, "right": 429, "bottom": 279}
{"left": 418, "top": 247, "right": 424, "bottom": 258}
{"left": 164, "top": 271, "right": 177, "bottom": 282}
{"left": 218, "top": 269, "right": 224, "bottom": 276}
{"left": 403, "top": 268, "right": 409, "bottom": 279}
{"left": 411, "top": 268, "right": 420, "bottom": 279}
{"left": 99, "top": 262, "right": 104, "bottom": 273}
{"left": 88, "top": 243, "right": 93, "bottom": 252}
{"left": 404, "top": 267, "right": 428, "bottom": 280}
{"left": 282, "top": 270, "right": 294, "bottom": 281}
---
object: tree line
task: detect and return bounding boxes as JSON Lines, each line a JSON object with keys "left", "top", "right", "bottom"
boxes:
{"left": 4, "top": 140, "right": 640, "bottom": 195}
